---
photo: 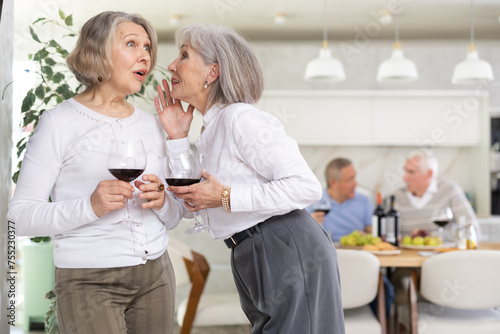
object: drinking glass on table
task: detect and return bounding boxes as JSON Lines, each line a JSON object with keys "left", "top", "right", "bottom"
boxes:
{"left": 165, "top": 149, "right": 208, "bottom": 234}
{"left": 107, "top": 139, "right": 147, "bottom": 224}
{"left": 431, "top": 206, "right": 453, "bottom": 242}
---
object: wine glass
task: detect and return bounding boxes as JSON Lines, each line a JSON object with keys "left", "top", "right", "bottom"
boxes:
{"left": 431, "top": 206, "right": 453, "bottom": 242}
{"left": 312, "top": 196, "right": 332, "bottom": 216}
{"left": 165, "top": 149, "right": 208, "bottom": 234}
{"left": 107, "top": 139, "right": 147, "bottom": 224}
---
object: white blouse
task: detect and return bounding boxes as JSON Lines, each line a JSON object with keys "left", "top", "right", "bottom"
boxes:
{"left": 8, "top": 99, "right": 184, "bottom": 268}
{"left": 166, "top": 103, "right": 322, "bottom": 239}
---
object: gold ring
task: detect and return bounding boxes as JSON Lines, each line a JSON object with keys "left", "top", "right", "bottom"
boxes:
{"left": 185, "top": 195, "right": 190, "bottom": 203}
{"left": 158, "top": 183, "right": 165, "bottom": 192}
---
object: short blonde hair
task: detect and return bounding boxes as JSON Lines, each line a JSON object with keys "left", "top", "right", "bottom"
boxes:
{"left": 67, "top": 11, "right": 157, "bottom": 87}
{"left": 174, "top": 24, "right": 264, "bottom": 107}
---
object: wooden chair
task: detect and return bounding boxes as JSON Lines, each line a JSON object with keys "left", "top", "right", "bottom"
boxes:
{"left": 167, "top": 239, "right": 250, "bottom": 334}
{"left": 400, "top": 250, "right": 500, "bottom": 334}
{"left": 337, "top": 249, "right": 387, "bottom": 334}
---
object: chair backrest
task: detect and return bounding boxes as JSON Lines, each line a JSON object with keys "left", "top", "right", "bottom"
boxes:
{"left": 420, "top": 250, "right": 500, "bottom": 310}
{"left": 167, "top": 238, "right": 210, "bottom": 334}
{"left": 337, "top": 249, "right": 380, "bottom": 309}
{"left": 167, "top": 238, "right": 194, "bottom": 287}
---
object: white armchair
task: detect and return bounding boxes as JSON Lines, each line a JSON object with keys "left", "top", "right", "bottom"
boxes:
{"left": 401, "top": 250, "right": 500, "bottom": 334}
{"left": 167, "top": 238, "right": 250, "bottom": 334}
{"left": 337, "top": 249, "right": 387, "bottom": 334}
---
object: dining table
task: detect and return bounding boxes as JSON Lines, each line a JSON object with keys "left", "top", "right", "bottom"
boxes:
{"left": 372, "top": 242, "right": 500, "bottom": 268}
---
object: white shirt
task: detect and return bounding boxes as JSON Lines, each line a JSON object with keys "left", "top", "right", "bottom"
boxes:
{"left": 406, "top": 178, "right": 438, "bottom": 209}
{"left": 8, "top": 99, "right": 185, "bottom": 268}
{"left": 166, "top": 103, "right": 322, "bottom": 239}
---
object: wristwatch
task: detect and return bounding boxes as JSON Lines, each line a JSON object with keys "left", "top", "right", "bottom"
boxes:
{"left": 222, "top": 185, "right": 231, "bottom": 213}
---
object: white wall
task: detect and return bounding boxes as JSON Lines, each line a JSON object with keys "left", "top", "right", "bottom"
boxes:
{"left": 1, "top": 1, "right": 14, "bottom": 332}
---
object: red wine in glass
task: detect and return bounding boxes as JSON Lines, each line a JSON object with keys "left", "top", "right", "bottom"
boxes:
{"left": 165, "top": 178, "right": 201, "bottom": 187}
{"left": 431, "top": 206, "right": 453, "bottom": 241}
{"left": 432, "top": 220, "right": 450, "bottom": 228}
{"left": 165, "top": 150, "right": 209, "bottom": 234}
{"left": 110, "top": 169, "right": 145, "bottom": 182}
{"left": 315, "top": 209, "right": 330, "bottom": 215}
{"left": 107, "top": 140, "right": 147, "bottom": 224}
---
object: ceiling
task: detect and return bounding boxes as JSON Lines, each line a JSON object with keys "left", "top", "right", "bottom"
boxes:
{"left": 14, "top": 0, "right": 500, "bottom": 42}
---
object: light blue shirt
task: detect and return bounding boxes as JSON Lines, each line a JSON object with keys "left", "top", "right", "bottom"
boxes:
{"left": 306, "top": 190, "right": 373, "bottom": 241}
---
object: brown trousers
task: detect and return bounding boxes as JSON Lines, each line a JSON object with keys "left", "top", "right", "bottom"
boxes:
{"left": 54, "top": 250, "right": 175, "bottom": 334}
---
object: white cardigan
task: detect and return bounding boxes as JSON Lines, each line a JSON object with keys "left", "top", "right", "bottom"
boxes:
{"left": 8, "top": 99, "right": 185, "bottom": 268}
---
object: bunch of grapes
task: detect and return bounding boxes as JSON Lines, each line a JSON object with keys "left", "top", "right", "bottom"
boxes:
{"left": 340, "top": 231, "right": 382, "bottom": 246}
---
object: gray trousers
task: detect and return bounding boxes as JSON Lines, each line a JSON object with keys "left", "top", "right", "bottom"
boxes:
{"left": 231, "top": 209, "right": 345, "bottom": 334}
{"left": 54, "top": 250, "right": 175, "bottom": 334}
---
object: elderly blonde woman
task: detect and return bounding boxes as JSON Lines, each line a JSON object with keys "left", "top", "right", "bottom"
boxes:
{"left": 8, "top": 11, "right": 183, "bottom": 333}
{"left": 156, "top": 24, "right": 345, "bottom": 333}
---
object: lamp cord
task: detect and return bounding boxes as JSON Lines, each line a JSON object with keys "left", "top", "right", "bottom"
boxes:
{"left": 323, "top": 0, "right": 328, "bottom": 45}
{"left": 395, "top": 14, "right": 399, "bottom": 43}
{"left": 470, "top": 0, "right": 474, "bottom": 45}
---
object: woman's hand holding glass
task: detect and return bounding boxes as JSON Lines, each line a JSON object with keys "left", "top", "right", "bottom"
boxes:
{"left": 165, "top": 149, "right": 209, "bottom": 234}
{"left": 136, "top": 174, "right": 166, "bottom": 211}
{"left": 168, "top": 170, "right": 226, "bottom": 212}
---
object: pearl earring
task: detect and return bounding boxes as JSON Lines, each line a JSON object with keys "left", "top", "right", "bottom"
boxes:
{"left": 204, "top": 81, "right": 208, "bottom": 89}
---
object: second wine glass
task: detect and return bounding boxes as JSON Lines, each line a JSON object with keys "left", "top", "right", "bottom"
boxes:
{"left": 165, "top": 149, "right": 209, "bottom": 234}
{"left": 431, "top": 206, "right": 453, "bottom": 242}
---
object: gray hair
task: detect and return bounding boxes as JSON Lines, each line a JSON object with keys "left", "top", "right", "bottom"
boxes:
{"left": 325, "top": 158, "right": 352, "bottom": 185}
{"left": 174, "top": 24, "right": 264, "bottom": 107}
{"left": 408, "top": 151, "right": 439, "bottom": 178}
{"left": 67, "top": 11, "right": 158, "bottom": 87}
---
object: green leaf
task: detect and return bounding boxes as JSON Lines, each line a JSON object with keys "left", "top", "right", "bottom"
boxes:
{"left": 44, "top": 57, "right": 56, "bottom": 66}
{"left": 12, "top": 170, "right": 19, "bottom": 184}
{"left": 56, "top": 46, "right": 69, "bottom": 58}
{"left": 35, "top": 85, "right": 45, "bottom": 99}
{"left": 48, "top": 39, "right": 61, "bottom": 49}
{"left": 33, "top": 49, "right": 49, "bottom": 61}
{"left": 44, "top": 94, "right": 55, "bottom": 105}
{"left": 52, "top": 72, "right": 65, "bottom": 83}
{"left": 42, "top": 66, "right": 54, "bottom": 80}
{"left": 29, "top": 26, "right": 41, "bottom": 43}
{"left": 16, "top": 137, "right": 27, "bottom": 149}
{"left": 65, "top": 14, "right": 73, "bottom": 27}
{"left": 21, "top": 90, "right": 35, "bottom": 113}
{"left": 16, "top": 142, "right": 27, "bottom": 157}
{"left": 31, "top": 236, "right": 51, "bottom": 243}
{"left": 58, "top": 9, "right": 66, "bottom": 21}
{"left": 32, "top": 18, "right": 46, "bottom": 25}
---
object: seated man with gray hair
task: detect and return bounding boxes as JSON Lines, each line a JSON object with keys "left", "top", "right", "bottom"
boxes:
{"left": 393, "top": 150, "right": 479, "bottom": 237}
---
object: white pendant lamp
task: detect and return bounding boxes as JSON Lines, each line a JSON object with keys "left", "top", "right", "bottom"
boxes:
{"left": 452, "top": 0, "right": 494, "bottom": 84}
{"left": 304, "top": 0, "right": 345, "bottom": 82}
{"left": 377, "top": 15, "right": 418, "bottom": 83}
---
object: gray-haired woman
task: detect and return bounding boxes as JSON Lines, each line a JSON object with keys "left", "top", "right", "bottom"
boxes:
{"left": 156, "top": 24, "right": 345, "bottom": 333}
{"left": 9, "top": 11, "right": 183, "bottom": 333}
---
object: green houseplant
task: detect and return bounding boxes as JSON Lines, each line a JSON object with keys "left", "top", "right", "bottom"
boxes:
{"left": 14, "top": 10, "right": 168, "bottom": 334}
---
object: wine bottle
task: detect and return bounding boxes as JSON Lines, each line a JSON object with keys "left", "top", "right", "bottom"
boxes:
{"left": 385, "top": 195, "right": 400, "bottom": 246}
{"left": 372, "top": 192, "right": 386, "bottom": 241}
